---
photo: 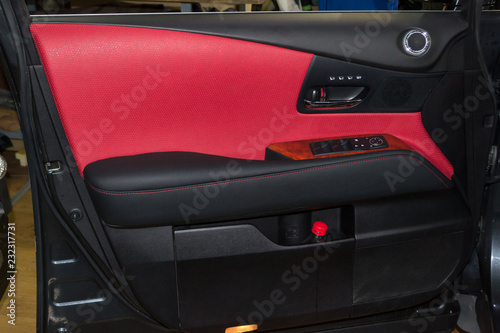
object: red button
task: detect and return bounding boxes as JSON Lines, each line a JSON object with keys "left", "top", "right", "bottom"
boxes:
{"left": 312, "top": 221, "right": 328, "bottom": 236}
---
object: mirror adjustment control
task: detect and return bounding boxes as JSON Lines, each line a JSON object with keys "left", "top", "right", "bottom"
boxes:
{"left": 309, "top": 135, "right": 388, "bottom": 156}
{"left": 368, "top": 137, "right": 384, "bottom": 147}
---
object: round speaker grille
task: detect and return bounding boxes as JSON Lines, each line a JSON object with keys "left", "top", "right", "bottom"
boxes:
{"left": 403, "top": 29, "right": 431, "bottom": 56}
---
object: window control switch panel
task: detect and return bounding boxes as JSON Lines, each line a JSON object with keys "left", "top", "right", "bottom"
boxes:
{"left": 309, "top": 136, "right": 389, "bottom": 156}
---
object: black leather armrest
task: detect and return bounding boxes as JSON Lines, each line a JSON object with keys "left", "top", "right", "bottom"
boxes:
{"left": 83, "top": 151, "right": 451, "bottom": 227}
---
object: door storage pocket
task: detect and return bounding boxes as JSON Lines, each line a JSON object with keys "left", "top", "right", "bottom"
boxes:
{"left": 174, "top": 224, "right": 354, "bottom": 333}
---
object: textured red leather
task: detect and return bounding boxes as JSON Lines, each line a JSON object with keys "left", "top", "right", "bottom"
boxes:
{"left": 30, "top": 23, "right": 454, "bottom": 179}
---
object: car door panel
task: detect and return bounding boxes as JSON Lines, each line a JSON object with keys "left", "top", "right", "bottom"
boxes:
{"left": 28, "top": 14, "right": 474, "bottom": 332}
{"left": 0, "top": 2, "right": 495, "bottom": 332}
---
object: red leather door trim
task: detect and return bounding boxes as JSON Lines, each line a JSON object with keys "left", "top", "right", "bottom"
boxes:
{"left": 30, "top": 23, "right": 453, "bottom": 179}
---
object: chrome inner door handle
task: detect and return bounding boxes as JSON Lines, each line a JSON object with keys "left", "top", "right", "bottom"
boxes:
{"left": 304, "top": 86, "right": 366, "bottom": 109}
{"left": 304, "top": 99, "right": 362, "bottom": 109}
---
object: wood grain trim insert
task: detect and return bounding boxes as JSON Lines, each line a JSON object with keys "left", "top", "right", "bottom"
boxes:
{"left": 267, "top": 134, "right": 411, "bottom": 160}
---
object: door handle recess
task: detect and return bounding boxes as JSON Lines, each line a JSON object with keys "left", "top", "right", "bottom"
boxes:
{"left": 304, "top": 86, "right": 366, "bottom": 109}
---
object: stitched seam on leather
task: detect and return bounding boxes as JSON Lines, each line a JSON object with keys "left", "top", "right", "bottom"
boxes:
{"left": 85, "top": 156, "right": 449, "bottom": 196}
